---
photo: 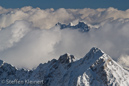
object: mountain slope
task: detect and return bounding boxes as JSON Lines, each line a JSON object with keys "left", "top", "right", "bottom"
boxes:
{"left": 0, "top": 47, "right": 129, "bottom": 86}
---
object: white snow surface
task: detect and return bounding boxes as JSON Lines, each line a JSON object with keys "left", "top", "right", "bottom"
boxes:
{"left": 0, "top": 47, "right": 129, "bottom": 86}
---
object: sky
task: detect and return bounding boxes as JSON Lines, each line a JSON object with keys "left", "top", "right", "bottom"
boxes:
{"left": 0, "top": 0, "right": 129, "bottom": 10}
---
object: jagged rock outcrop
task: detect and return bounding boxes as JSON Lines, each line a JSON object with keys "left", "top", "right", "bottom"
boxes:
{"left": 56, "top": 22, "right": 91, "bottom": 32}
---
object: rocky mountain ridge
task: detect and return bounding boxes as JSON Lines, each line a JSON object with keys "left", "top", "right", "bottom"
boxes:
{"left": 56, "top": 22, "right": 91, "bottom": 32}
{"left": 0, "top": 47, "right": 129, "bottom": 86}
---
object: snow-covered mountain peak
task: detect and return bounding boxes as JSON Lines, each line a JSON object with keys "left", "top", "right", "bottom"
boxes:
{"left": 0, "top": 47, "right": 129, "bottom": 86}
{"left": 88, "top": 47, "right": 104, "bottom": 54}
{"left": 56, "top": 21, "right": 90, "bottom": 32}
{"left": 84, "top": 47, "right": 105, "bottom": 60}
{"left": 58, "top": 53, "right": 75, "bottom": 64}
{"left": 77, "top": 21, "right": 88, "bottom": 27}
{"left": 79, "top": 47, "right": 112, "bottom": 73}
{"left": 77, "top": 47, "right": 129, "bottom": 86}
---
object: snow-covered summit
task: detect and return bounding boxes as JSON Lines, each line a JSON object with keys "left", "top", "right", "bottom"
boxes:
{"left": 0, "top": 47, "right": 129, "bottom": 86}
{"left": 79, "top": 47, "right": 129, "bottom": 86}
{"left": 56, "top": 21, "right": 91, "bottom": 32}
{"left": 84, "top": 47, "right": 104, "bottom": 59}
{"left": 58, "top": 53, "right": 75, "bottom": 64}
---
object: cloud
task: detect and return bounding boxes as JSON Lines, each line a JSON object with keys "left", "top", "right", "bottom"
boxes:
{"left": 0, "top": 6, "right": 12, "bottom": 14}
{"left": 0, "top": 21, "right": 62, "bottom": 69}
{"left": 0, "top": 7, "right": 74, "bottom": 29}
{"left": 1, "top": 6, "right": 129, "bottom": 30}
{"left": 0, "top": 20, "right": 31, "bottom": 52}
{"left": 118, "top": 55, "right": 129, "bottom": 68}
{"left": 0, "top": 6, "right": 129, "bottom": 69}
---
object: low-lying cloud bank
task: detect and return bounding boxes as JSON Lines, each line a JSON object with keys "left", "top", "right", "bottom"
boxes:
{"left": 1, "top": 6, "right": 129, "bottom": 29}
{"left": 0, "top": 6, "right": 129, "bottom": 69}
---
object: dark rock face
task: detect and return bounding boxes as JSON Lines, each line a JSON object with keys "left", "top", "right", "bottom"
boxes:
{"left": 58, "top": 53, "right": 75, "bottom": 64}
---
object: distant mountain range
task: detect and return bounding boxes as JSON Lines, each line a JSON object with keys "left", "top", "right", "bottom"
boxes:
{"left": 0, "top": 47, "right": 129, "bottom": 86}
{"left": 56, "top": 22, "right": 92, "bottom": 32}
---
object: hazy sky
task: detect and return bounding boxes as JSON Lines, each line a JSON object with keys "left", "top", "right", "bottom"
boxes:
{"left": 0, "top": 0, "right": 129, "bottom": 10}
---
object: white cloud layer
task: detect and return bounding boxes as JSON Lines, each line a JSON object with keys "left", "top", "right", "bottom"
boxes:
{"left": 118, "top": 55, "right": 129, "bottom": 68}
{"left": 0, "top": 6, "right": 129, "bottom": 69}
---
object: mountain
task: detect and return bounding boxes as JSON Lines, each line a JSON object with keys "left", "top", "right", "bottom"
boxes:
{"left": 0, "top": 47, "right": 129, "bottom": 86}
{"left": 56, "top": 22, "right": 91, "bottom": 32}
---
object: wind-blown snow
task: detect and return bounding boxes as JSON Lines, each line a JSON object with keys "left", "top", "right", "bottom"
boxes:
{"left": 0, "top": 6, "right": 129, "bottom": 69}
